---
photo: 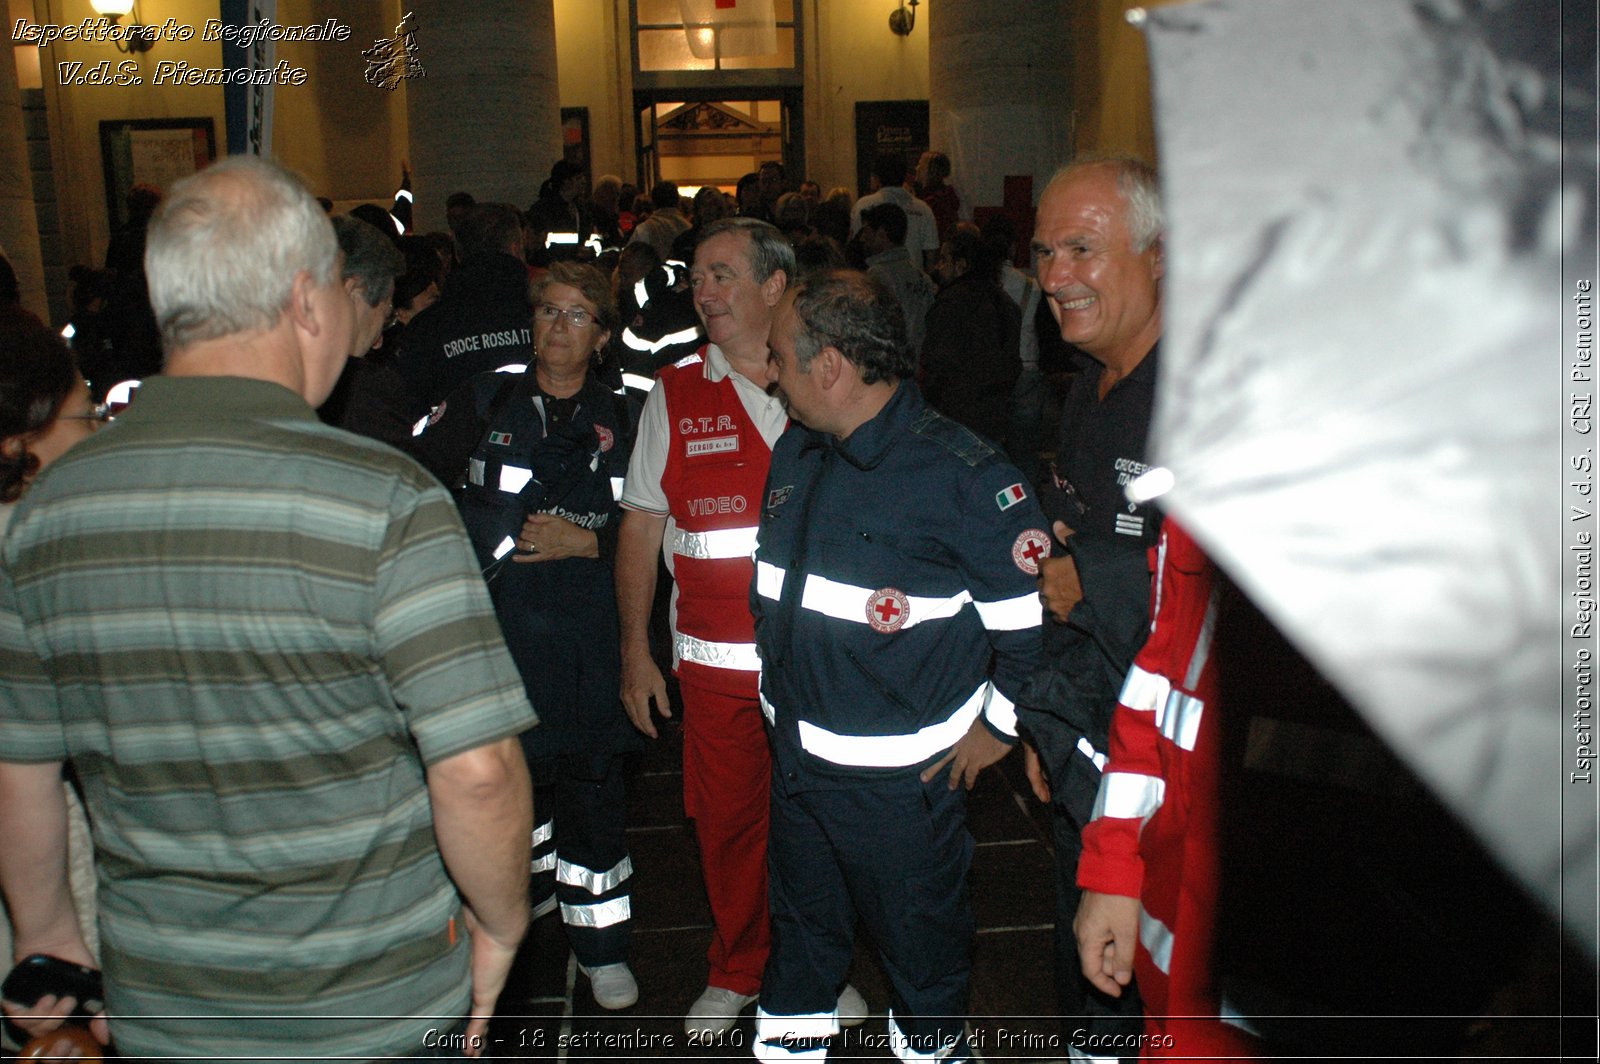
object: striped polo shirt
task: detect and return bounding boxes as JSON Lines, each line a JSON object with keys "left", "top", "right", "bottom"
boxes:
{"left": 0, "top": 375, "right": 537, "bottom": 1060}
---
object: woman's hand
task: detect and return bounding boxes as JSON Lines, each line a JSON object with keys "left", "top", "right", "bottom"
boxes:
{"left": 511, "top": 512, "right": 599, "bottom": 563}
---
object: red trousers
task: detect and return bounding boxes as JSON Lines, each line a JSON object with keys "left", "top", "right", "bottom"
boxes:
{"left": 680, "top": 679, "right": 771, "bottom": 995}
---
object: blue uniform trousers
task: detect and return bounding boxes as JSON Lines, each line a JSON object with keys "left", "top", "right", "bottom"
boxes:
{"left": 529, "top": 753, "right": 632, "bottom": 968}
{"left": 758, "top": 770, "right": 974, "bottom": 1062}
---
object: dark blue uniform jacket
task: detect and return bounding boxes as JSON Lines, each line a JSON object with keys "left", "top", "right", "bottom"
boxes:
{"left": 752, "top": 382, "right": 1046, "bottom": 790}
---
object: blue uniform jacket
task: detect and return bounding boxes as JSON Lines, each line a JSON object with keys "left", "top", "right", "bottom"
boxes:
{"left": 751, "top": 382, "right": 1047, "bottom": 787}
{"left": 416, "top": 368, "right": 645, "bottom": 762}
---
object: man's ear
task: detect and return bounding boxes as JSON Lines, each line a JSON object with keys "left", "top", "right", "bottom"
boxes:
{"left": 816, "top": 345, "right": 845, "bottom": 390}
{"left": 762, "top": 269, "right": 788, "bottom": 308}
{"left": 288, "top": 270, "right": 321, "bottom": 335}
{"left": 1148, "top": 236, "right": 1165, "bottom": 283}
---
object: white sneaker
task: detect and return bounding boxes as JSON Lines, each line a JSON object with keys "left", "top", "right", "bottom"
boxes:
{"left": 579, "top": 962, "right": 639, "bottom": 1010}
{"left": 836, "top": 983, "right": 868, "bottom": 1027}
{"left": 685, "top": 985, "right": 759, "bottom": 1038}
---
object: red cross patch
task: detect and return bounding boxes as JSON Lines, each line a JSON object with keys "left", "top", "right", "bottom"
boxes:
{"left": 1012, "top": 529, "right": 1051, "bottom": 575}
{"left": 595, "top": 424, "right": 615, "bottom": 452}
{"left": 865, "top": 587, "right": 910, "bottom": 633}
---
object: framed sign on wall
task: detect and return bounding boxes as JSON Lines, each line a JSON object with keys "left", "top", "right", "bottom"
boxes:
{"left": 100, "top": 118, "right": 218, "bottom": 232}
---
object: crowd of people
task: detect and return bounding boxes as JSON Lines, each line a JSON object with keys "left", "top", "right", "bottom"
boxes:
{"left": 0, "top": 143, "right": 1551, "bottom": 1064}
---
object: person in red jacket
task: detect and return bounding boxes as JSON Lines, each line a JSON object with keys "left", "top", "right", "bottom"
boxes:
{"left": 1072, "top": 520, "right": 1261, "bottom": 1059}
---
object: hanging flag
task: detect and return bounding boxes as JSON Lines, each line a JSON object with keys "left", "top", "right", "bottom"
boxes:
{"left": 679, "top": 0, "right": 777, "bottom": 60}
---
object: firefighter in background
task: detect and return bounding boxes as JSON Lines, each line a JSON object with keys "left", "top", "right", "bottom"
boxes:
{"left": 413, "top": 261, "right": 644, "bottom": 1011}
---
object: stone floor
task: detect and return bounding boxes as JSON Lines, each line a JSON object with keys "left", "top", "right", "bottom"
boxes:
{"left": 484, "top": 716, "right": 1071, "bottom": 1062}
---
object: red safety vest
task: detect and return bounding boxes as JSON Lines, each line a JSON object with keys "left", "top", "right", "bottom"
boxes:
{"left": 658, "top": 347, "right": 776, "bottom": 696}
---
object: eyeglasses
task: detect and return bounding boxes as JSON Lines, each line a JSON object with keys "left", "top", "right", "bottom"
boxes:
{"left": 535, "top": 303, "right": 597, "bottom": 328}
{"left": 58, "top": 402, "right": 115, "bottom": 427}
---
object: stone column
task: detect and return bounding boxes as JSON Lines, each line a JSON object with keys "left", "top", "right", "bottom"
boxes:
{"left": 405, "top": 0, "right": 563, "bottom": 230}
{"left": 928, "top": 0, "right": 1073, "bottom": 215}
{"left": 0, "top": 16, "right": 48, "bottom": 318}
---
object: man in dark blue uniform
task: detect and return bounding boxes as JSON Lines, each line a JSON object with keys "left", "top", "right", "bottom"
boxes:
{"left": 1018, "top": 157, "right": 1167, "bottom": 1048}
{"left": 751, "top": 270, "right": 1046, "bottom": 1063}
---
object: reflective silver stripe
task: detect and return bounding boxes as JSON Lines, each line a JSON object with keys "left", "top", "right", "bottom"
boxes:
{"left": 674, "top": 631, "right": 762, "bottom": 672}
{"left": 887, "top": 1012, "right": 963, "bottom": 1062}
{"left": 610, "top": 477, "right": 626, "bottom": 501}
{"left": 531, "top": 821, "right": 554, "bottom": 846}
{"left": 556, "top": 855, "right": 633, "bottom": 895}
{"left": 672, "top": 525, "right": 759, "bottom": 560}
{"left": 621, "top": 372, "right": 656, "bottom": 393}
{"left": 792, "top": 684, "right": 985, "bottom": 768}
{"left": 760, "top": 691, "right": 777, "bottom": 724}
{"left": 499, "top": 465, "right": 534, "bottom": 493}
{"left": 105, "top": 379, "right": 141, "bottom": 406}
{"left": 983, "top": 683, "right": 1018, "bottom": 737}
{"left": 633, "top": 277, "right": 650, "bottom": 307}
{"left": 1219, "top": 998, "right": 1263, "bottom": 1036}
{"left": 756, "top": 560, "right": 786, "bottom": 601}
{"left": 468, "top": 458, "right": 486, "bottom": 486}
{"left": 493, "top": 536, "right": 516, "bottom": 560}
{"left": 1118, "top": 664, "right": 1169, "bottom": 714}
{"left": 560, "top": 895, "right": 631, "bottom": 928}
{"left": 801, "top": 573, "right": 971, "bottom": 629}
{"left": 625, "top": 324, "right": 703, "bottom": 355}
{"left": 1067, "top": 1049, "right": 1117, "bottom": 1064}
{"left": 755, "top": 1007, "right": 838, "bottom": 1043}
{"left": 972, "top": 592, "right": 1042, "bottom": 631}
{"left": 531, "top": 852, "right": 557, "bottom": 873}
{"left": 1139, "top": 905, "right": 1175, "bottom": 974}
{"left": 1184, "top": 591, "right": 1219, "bottom": 690}
{"left": 1091, "top": 771, "right": 1166, "bottom": 821}
{"left": 494, "top": 362, "right": 526, "bottom": 374}
{"left": 1160, "top": 691, "right": 1205, "bottom": 752}
{"left": 1076, "top": 736, "right": 1107, "bottom": 771}
{"left": 411, "top": 412, "right": 431, "bottom": 438}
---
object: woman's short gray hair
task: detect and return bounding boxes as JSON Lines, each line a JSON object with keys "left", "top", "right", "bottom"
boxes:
{"left": 145, "top": 156, "right": 338, "bottom": 353}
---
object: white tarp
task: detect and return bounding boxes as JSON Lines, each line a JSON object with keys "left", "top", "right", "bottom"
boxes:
{"left": 1140, "top": 0, "right": 1596, "bottom": 952}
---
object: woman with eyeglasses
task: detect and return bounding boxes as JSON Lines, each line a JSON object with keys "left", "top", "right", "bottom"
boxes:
{"left": 1, "top": 311, "right": 108, "bottom": 521}
{"left": 412, "top": 261, "right": 645, "bottom": 1012}
{"left": 1, "top": 307, "right": 108, "bottom": 1057}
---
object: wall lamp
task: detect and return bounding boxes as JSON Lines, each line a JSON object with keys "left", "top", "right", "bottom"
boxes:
{"left": 889, "top": 0, "right": 920, "bottom": 37}
{"left": 90, "top": 0, "right": 155, "bottom": 54}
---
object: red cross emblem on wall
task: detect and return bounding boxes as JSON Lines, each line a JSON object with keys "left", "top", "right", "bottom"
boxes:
{"left": 866, "top": 588, "right": 910, "bottom": 633}
{"left": 1012, "top": 529, "right": 1051, "bottom": 576}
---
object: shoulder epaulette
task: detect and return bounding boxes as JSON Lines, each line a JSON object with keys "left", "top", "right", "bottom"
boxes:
{"left": 909, "top": 407, "right": 995, "bottom": 468}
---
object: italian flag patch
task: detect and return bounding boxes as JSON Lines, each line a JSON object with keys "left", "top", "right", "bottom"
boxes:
{"left": 995, "top": 483, "right": 1027, "bottom": 511}
{"left": 488, "top": 431, "right": 513, "bottom": 446}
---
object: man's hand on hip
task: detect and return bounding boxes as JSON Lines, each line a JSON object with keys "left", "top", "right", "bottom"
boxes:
{"left": 921, "top": 718, "right": 1013, "bottom": 791}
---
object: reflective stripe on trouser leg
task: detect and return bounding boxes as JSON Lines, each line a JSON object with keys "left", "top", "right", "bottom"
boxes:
{"left": 888, "top": 1011, "right": 967, "bottom": 1063}
{"left": 754, "top": 1008, "right": 836, "bottom": 1062}
{"left": 680, "top": 681, "right": 770, "bottom": 994}
{"left": 529, "top": 814, "right": 557, "bottom": 913}
{"left": 551, "top": 753, "right": 633, "bottom": 967}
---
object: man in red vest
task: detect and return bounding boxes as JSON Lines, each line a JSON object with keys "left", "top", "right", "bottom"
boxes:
{"left": 616, "top": 218, "right": 864, "bottom": 1039}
